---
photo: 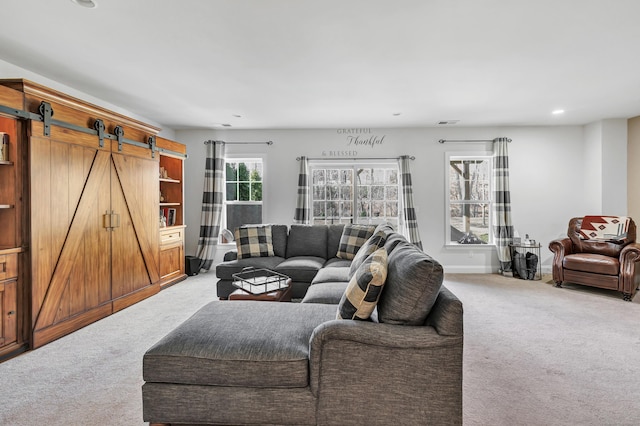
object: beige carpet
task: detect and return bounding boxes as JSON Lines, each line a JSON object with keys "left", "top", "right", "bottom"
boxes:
{"left": 0, "top": 272, "right": 638, "bottom": 425}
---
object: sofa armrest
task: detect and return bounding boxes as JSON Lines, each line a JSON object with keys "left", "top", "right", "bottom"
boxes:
{"left": 548, "top": 237, "right": 572, "bottom": 283}
{"left": 309, "top": 284, "right": 463, "bottom": 393}
{"left": 223, "top": 250, "right": 238, "bottom": 262}
{"left": 620, "top": 242, "right": 640, "bottom": 295}
{"left": 308, "top": 319, "right": 463, "bottom": 423}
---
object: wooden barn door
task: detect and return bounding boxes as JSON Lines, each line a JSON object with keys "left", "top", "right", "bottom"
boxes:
{"left": 30, "top": 122, "right": 159, "bottom": 348}
{"left": 110, "top": 146, "right": 160, "bottom": 312}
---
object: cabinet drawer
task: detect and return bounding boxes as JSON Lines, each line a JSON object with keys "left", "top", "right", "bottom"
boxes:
{"left": 0, "top": 253, "right": 17, "bottom": 281}
{"left": 160, "top": 228, "right": 183, "bottom": 247}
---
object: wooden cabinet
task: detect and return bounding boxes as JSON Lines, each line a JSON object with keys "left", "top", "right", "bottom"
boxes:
{"left": 157, "top": 137, "right": 187, "bottom": 288}
{"left": 0, "top": 79, "right": 187, "bottom": 355}
{"left": 0, "top": 252, "right": 18, "bottom": 350}
{"left": 0, "top": 105, "right": 28, "bottom": 361}
{"left": 159, "top": 227, "right": 186, "bottom": 287}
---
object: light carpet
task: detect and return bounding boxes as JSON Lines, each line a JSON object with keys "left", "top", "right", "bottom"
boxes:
{"left": 0, "top": 272, "right": 638, "bottom": 425}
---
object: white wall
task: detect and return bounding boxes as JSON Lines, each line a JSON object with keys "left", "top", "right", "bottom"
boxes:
{"left": 601, "top": 119, "right": 628, "bottom": 214}
{"left": 2, "top": 58, "right": 630, "bottom": 274}
{"left": 177, "top": 125, "right": 606, "bottom": 273}
{"left": 628, "top": 117, "right": 640, "bottom": 220}
{"left": 0, "top": 59, "right": 175, "bottom": 139}
{"left": 584, "top": 121, "right": 603, "bottom": 213}
{"left": 584, "top": 119, "right": 628, "bottom": 215}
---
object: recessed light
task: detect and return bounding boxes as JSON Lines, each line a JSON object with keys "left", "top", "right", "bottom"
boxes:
{"left": 71, "top": 0, "right": 98, "bottom": 8}
{"left": 552, "top": 109, "right": 565, "bottom": 115}
{"left": 232, "top": 114, "right": 242, "bottom": 118}
{"left": 393, "top": 112, "right": 402, "bottom": 116}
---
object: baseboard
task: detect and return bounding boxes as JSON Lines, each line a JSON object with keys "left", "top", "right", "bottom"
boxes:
{"left": 443, "top": 265, "right": 495, "bottom": 274}
{"left": 443, "top": 265, "right": 553, "bottom": 274}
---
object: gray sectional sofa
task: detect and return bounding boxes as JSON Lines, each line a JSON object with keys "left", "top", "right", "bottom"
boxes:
{"left": 142, "top": 224, "right": 464, "bottom": 425}
{"left": 215, "top": 224, "right": 356, "bottom": 299}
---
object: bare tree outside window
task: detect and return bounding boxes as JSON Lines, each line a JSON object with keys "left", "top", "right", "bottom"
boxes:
{"left": 449, "top": 157, "right": 491, "bottom": 244}
{"left": 312, "top": 165, "right": 398, "bottom": 228}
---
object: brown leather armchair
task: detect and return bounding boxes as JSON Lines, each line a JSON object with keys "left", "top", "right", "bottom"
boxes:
{"left": 549, "top": 217, "right": 640, "bottom": 301}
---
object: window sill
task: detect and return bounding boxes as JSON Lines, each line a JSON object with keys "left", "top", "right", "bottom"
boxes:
{"left": 444, "top": 243, "right": 495, "bottom": 250}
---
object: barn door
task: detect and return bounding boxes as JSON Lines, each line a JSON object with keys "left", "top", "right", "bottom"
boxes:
{"left": 30, "top": 123, "right": 159, "bottom": 348}
{"left": 30, "top": 126, "right": 112, "bottom": 348}
{"left": 110, "top": 150, "right": 160, "bottom": 311}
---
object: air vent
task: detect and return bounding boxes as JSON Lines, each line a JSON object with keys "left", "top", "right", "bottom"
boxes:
{"left": 437, "top": 120, "right": 460, "bottom": 125}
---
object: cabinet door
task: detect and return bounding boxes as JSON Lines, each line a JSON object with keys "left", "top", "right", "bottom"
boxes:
{"left": 159, "top": 246, "right": 183, "bottom": 282}
{"left": 110, "top": 151, "right": 160, "bottom": 309}
{"left": 0, "top": 280, "right": 17, "bottom": 347}
{"left": 31, "top": 132, "right": 112, "bottom": 347}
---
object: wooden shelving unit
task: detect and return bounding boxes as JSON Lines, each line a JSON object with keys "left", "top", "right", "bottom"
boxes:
{"left": 0, "top": 108, "right": 28, "bottom": 361}
{"left": 157, "top": 137, "right": 187, "bottom": 288}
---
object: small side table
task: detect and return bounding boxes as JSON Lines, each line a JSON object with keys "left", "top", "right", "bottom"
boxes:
{"left": 229, "top": 284, "right": 293, "bottom": 302}
{"left": 509, "top": 243, "right": 542, "bottom": 280}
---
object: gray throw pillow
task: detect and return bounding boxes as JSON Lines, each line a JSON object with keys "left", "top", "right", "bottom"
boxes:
{"left": 286, "top": 225, "right": 328, "bottom": 258}
{"left": 377, "top": 241, "right": 443, "bottom": 325}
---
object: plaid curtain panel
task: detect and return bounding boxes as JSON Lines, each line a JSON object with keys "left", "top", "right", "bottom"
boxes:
{"left": 491, "top": 138, "right": 514, "bottom": 272}
{"left": 293, "top": 156, "right": 310, "bottom": 224}
{"left": 398, "top": 155, "right": 423, "bottom": 250}
{"left": 195, "top": 140, "right": 226, "bottom": 271}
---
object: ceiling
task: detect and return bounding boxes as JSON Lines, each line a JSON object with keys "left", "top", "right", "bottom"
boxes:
{"left": 1, "top": 0, "right": 640, "bottom": 130}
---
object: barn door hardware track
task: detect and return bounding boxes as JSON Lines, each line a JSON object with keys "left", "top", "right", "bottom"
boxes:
{"left": 0, "top": 101, "right": 187, "bottom": 158}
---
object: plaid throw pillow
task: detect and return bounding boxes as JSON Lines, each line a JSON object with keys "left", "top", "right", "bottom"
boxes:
{"left": 336, "top": 224, "right": 376, "bottom": 260}
{"left": 337, "top": 247, "right": 388, "bottom": 320}
{"left": 348, "top": 229, "right": 388, "bottom": 279}
{"left": 234, "top": 225, "right": 275, "bottom": 259}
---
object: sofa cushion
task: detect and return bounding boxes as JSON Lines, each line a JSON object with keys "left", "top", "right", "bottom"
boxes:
{"left": 563, "top": 253, "right": 619, "bottom": 275}
{"left": 271, "top": 224, "right": 289, "bottom": 258}
{"left": 323, "top": 258, "right": 352, "bottom": 268}
{"left": 275, "top": 256, "right": 325, "bottom": 283}
{"left": 286, "top": 225, "right": 328, "bottom": 259}
{"left": 311, "top": 267, "right": 350, "bottom": 284}
{"left": 234, "top": 225, "right": 274, "bottom": 259}
{"left": 383, "top": 231, "right": 407, "bottom": 255}
{"left": 216, "top": 256, "right": 285, "bottom": 280}
{"left": 336, "top": 224, "right": 376, "bottom": 260}
{"left": 337, "top": 248, "right": 388, "bottom": 320}
{"left": 143, "top": 301, "right": 337, "bottom": 388}
{"left": 302, "top": 282, "right": 348, "bottom": 304}
{"left": 348, "top": 229, "right": 388, "bottom": 278}
{"left": 327, "top": 224, "right": 345, "bottom": 259}
{"left": 377, "top": 241, "right": 443, "bottom": 325}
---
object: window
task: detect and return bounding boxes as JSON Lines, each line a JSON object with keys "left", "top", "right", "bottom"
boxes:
{"left": 311, "top": 164, "right": 399, "bottom": 228}
{"left": 447, "top": 154, "right": 492, "bottom": 245}
{"left": 225, "top": 159, "right": 263, "bottom": 233}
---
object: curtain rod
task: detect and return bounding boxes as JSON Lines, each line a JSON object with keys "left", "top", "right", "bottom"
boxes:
{"left": 204, "top": 140, "right": 273, "bottom": 145}
{"left": 438, "top": 138, "right": 511, "bottom": 143}
{"left": 296, "top": 156, "right": 415, "bottom": 161}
